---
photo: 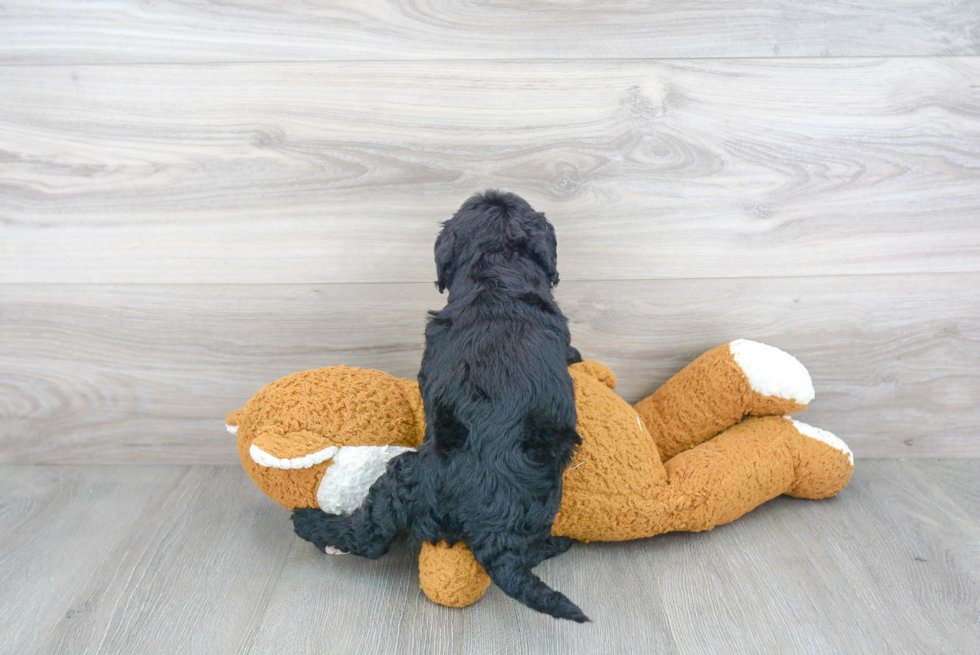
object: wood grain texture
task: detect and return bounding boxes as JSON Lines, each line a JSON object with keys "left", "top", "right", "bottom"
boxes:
{"left": 911, "top": 459, "right": 980, "bottom": 520}
{"left": 793, "top": 460, "right": 980, "bottom": 653}
{"left": 1, "top": 1, "right": 978, "bottom": 64}
{"left": 1, "top": 272, "right": 977, "bottom": 464}
{"left": 251, "top": 538, "right": 679, "bottom": 655}
{"left": 35, "top": 466, "right": 296, "bottom": 655}
{"left": 0, "top": 466, "right": 187, "bottom": 654}
{"left": 640, "top": 496, "right": 891, "bottom": 653}
{"left": 1, "top": 461, "right": 978, "bottom": 653}
{"left": 2, "top": 58, "right": 978, "bottom": 284}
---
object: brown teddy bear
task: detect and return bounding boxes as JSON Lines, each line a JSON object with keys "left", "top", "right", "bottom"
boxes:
{"left": 227, "top": 340, "right": 853, "bottom": 608}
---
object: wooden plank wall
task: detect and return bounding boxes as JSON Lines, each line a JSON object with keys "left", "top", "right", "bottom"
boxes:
{"left": 1, "top": 2, "right": 978, "bottom": 462}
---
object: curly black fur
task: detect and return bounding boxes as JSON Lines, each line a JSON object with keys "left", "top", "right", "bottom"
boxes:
{"left": 293, "top": 190, "right": 587, "bottom": 622}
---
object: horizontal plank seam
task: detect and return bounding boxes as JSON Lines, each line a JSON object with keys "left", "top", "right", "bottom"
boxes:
{"left": 10, "top": 459, "right": 980, "bottom": 469}
{"left": 3, "top": 269, "right": 979, "bottom": 288}
{"left": 1, "top": 55, "right": 979, "bottom": 69}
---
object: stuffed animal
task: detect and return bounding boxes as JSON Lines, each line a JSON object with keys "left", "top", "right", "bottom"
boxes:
{"left": 227, "top": 340, "right": 853, "bottom": 609}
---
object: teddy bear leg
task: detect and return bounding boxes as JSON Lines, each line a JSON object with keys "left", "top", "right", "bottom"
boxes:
{"left": 419, "top": 541, "right": 491, "bottom": 608}
{"left": 782, "top": 418, "right": 854, "bottom": 499}
{"left": 657, "top": 416, "right": 853, "bottom": 534}
{"left": 657, "top": 417, "right": 797, "bottom": 533}
{"left": 633, "top": 340, "right": 815, "bottom": 462}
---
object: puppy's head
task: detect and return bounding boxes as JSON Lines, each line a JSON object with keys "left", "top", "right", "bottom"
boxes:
{"left": 435, "top": 190, "right": 559, "bottom": 293}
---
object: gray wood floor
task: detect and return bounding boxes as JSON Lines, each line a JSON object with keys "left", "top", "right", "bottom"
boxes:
{"left": 1, "top": 460, "right": 977, "bottom": 654}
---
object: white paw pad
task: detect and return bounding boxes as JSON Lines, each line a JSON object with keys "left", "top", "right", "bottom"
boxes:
{"left": 729, "top": 339, "right": 815, "bottom": 404}
{"left": 789, "top": 418, "right": 854, "bottom": 465}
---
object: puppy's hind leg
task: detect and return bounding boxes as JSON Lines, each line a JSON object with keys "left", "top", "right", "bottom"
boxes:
{"left": 471, "top": 541, "right": 589, "bottom": 622}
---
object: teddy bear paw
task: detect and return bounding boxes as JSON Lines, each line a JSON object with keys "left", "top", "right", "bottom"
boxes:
{"left": 784, "top": 418, "right": 854, "bottom": 499}
{"left": 729, "top": 339, "right": 815, "bottom": 414}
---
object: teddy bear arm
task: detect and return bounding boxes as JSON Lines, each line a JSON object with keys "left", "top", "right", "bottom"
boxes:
{"left": 569, "top": 359, "right": 617, "bottom": 389}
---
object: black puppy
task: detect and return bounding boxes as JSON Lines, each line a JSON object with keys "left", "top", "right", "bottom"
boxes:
{"left": 293, "top": 190, "right": 586, "bottom": 622}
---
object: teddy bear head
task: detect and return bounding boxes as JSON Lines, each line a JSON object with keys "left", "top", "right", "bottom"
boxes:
{"left": 226, "top": 366, "right": 425, "bottom": 510}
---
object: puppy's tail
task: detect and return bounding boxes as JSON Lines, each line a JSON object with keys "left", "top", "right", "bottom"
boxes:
{"left": 472, "top": 546, "right": 590, "bottom": 622}
{"left": 292, "top": 453, "right": 415, "bottom": 559}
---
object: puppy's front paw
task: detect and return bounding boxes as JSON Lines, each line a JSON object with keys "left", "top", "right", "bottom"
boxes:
{"left": 292, "top": 507, "right": 347, "bottom": 555}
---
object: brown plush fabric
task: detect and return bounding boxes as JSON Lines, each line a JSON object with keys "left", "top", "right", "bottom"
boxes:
{"left": 237, "top": 444, "right": 327, "bottom": 510}
{"left": 572, "top": 359, "right": 618, "bottom": 390}
{"left": 394, "top": 378, "right": 427, "bottom": 442}
{"left": 785, "top": 427, "right": 855, "bottom": 499}
{"left": 228, "top": 366, "right": 424, "bottom": 509}
{"left": 657, "top": 417, "right": 798, "bottom": 532}
{"left": 552, "top": 362, "right": 668, "bottom": 542}
{"left": 633, "top": 343, "right": 807, "bottom": 462}
{"left": 230, "top": 347, "right": 853, "bottom": 609}
{"left": 251, "top": 428, "right": 334, "bottom": 461}
{"left": 419, "top": 541, "right": 491, "bottom": 608}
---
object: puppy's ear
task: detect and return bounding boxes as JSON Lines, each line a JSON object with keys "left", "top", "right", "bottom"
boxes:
{"left": 434, "top": 221, "right": 456, "bottom": 293}
{"left": 528, "top": 220, "right": 560, "bottom": 287}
